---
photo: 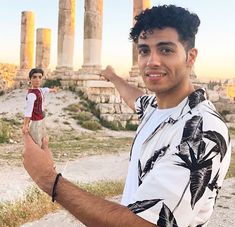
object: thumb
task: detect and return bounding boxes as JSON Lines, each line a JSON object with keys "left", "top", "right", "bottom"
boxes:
{"left": 41, "top": 137, "right": 49, "bottom": 150}
{"left": 41, "top": 137, "right": 54, "bottom": 160}
{"left": 23, "top": 132, "right": 36, "bottom": 148}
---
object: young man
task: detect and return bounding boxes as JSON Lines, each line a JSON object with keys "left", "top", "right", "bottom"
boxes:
{"left": 23, "top": 5, "right": 231, "bottom": 227}
{"left": 22, "top": 68, "right": 57, "bottom": 147}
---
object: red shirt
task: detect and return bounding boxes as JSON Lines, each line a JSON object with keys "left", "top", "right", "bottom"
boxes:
{"left": 27, "top": 89, "right": 44, "bottom": 121}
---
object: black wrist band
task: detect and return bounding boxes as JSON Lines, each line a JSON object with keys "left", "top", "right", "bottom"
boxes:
{"left": 52, "top": 173, "right": 62, "bottom": 202}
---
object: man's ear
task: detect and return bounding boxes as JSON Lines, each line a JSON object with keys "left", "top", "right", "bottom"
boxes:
{"left": 187, "top": 48, "right": 198, "bottom": 67}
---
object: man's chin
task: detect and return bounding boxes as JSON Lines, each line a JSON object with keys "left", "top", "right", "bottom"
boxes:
{"left": 147, "top": 87, "right": 169, "bottom": 95}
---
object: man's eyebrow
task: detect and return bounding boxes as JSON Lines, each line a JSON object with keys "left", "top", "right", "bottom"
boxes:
{"left": 137, "top": 44, "right": 149, "bottom": 49}
{"left": 156, "top": 42, "right": 177, "bottom": 47}
{"left": 137, "top": 42, "right": 177, "bottom": 49}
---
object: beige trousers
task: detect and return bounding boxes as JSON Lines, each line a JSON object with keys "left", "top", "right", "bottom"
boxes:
{"left": 29, "top": 119, "right": 47, "bottom": 147}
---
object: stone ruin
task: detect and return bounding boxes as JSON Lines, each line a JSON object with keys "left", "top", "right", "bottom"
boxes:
{"left": 12, "top": 0, "right": 152, "bottom": 127}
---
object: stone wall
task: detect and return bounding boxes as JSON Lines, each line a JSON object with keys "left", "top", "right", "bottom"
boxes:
{"left": 72, "top": 77, "right": 138, "bottom": 127}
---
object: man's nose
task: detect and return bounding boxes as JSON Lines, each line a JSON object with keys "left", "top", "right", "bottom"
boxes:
{"left": 146, "top": 52, "right": 161, "bottom": 67}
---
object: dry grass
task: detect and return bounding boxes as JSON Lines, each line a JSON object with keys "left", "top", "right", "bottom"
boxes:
{"left": 226, "top": 154, "right": 235, "bottom": 179}
{"left": 49, "top": 132, "right": 133, "bottom": 162}
{"left": 0, "top": 131, "right": 133, "bottom": 165}
{"left": 229, "top": 127, "right": 235, "bottom": 137}
{"left": 0, "top": 187, "right": 60, "bottom": 227}
{"left": 0, "top": 180, "right": 124, "bottom": 227}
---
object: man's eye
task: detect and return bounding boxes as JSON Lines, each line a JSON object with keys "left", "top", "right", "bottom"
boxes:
{"left": 160, "top": 48, "right": 173, "bottom": 54}
{"left": 138, "top": 48, "right": 149, "bottom": 56}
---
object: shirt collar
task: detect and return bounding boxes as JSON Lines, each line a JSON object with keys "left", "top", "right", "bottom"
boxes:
{"left": 156, "top": 88, "right": 207, "bottom": 123}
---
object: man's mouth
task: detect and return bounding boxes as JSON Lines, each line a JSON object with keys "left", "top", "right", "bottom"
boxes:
{"left": 146, "top": 73, "right": 166, "bottom": 78}
{"left": 145, "top": 73, "right": 166, "bottom": 78}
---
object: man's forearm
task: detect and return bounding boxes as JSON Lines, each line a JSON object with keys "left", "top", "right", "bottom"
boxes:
{"left": 50, "top": 177, "right": 155, "bottom": 227}
{"left": 110, "top": 76, "right": 144, "bottom": 111}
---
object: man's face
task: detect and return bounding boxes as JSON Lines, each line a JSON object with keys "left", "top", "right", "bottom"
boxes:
{"left": 30, "top": 73, "right": 43, "bottom": 88}
{"left": 137, "top": 27, "right": 197, "bottom": 95}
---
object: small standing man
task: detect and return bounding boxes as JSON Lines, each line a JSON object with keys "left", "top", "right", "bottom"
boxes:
{"left": 22, "top": 68, "right": 57, "bottom": 147}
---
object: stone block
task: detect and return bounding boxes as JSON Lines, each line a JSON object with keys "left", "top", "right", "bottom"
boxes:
{"left": 96, "top": 103, "right": 115, "bottom": 114}
{"left": 100, "top": 114, "right": 114, "bottom": 122}
{"left": 86, "top": 87, "right": 101, "bottom": 95}
{"left": 114, "top": 104, "right": 121, "bottom": 113}
{"left": 100, "top": 94, "right": 110, "bottom": 103}
{"left": 84, "top": 80, "right": 115, "bottom": 88}
{"left": 130, "top": 114, "right": 139, "bottom": 121}
{"left": 76, "top": 74, "right": 101, "bottom": 80}
{"left": 88, "top": 94, "right": 101, "bottom": 103}
{"left": 100, "top": 87, "right": 115, "bottom": 95}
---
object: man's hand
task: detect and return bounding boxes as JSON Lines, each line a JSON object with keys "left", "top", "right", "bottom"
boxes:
{"left": 23, "top": 134, "right": 57, "bottom": 194}
{"left": 100, "top": 65, "right": 117, "bottom": 82}
{"left": 100, "top": 65, "right": 144, "bottom": 111}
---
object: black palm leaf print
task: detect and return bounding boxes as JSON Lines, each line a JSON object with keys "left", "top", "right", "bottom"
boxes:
{"left": 136, "top": 96, "right": 156, "bottom": 120}
{"left": 190, "top": 160, "right": 212, "bottom": 208}
{"left": 138, "top": 160, "right": 143, "bottom": 185}
{"left": 127, "top": 199, "right": 162, "bottom": 214}
{"left": 181, "top": 115, "right": 203, "bottom": 143}
{"left": 208, "top": 170, "right": 220, "bottom": 191}
{"left": 176, "top": 115, "right": 227, "bottom": 209}
{"left": 177, "top": 143, "right": 213, "bottom": 208}
{"left": 188, "top": 89, "right": 205, "bottom": 109}
{"left": 157, "top": 203, "right": 178, "bottom": 227}
{"left": 139, "top": 145, "right": 170, "bottom": 182}
{"left": 203, "top": 130, "right": 227, "bottom": 162}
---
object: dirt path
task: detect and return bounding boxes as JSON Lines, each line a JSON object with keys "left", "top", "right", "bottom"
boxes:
{"left": 0, "top": 151, "right": 129, "bottom": 203}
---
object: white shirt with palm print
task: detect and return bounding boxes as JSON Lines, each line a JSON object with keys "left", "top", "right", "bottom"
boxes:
{"left": 123, "top": 89, "right": 231, "bottom": 227}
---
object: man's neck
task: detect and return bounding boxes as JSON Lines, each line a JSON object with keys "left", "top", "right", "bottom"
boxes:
{"left": 156, "top": 83, "right": 194, "bottom": 109}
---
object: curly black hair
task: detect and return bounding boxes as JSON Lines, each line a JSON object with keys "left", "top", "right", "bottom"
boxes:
{"left": 29, "top": 68, "right": 44, "bottom": 79}
{"left": 130, "top": 5, "right": 200, "bottom": 49}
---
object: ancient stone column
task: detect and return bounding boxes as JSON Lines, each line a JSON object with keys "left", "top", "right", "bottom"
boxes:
{"left": 128, "top": 0, "right": 150, "bottom": 90}
{"left": 57, "top": 0, "right": 75, "bottom": 70}
{"left": 36, "top": 28, "right": 51, "bottom": 70}
{"left": 15, "top": 11, "right": 35, "bottom": 85}
{"left": 19, "top": 11, "right": 35, "bottom": 71}
{"left": 82, "top": 0, "right": 103, "bottom": 73}
{"left": 132, "top": 0, "right": 150, "bottom": 66}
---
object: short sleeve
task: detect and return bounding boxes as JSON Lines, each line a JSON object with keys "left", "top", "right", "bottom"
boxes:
{"left": 24, "top": 93, "right": 36, "bottom": 117}
{"left": 127, "top": 111, "right": 231, "bottom": 226}
{"left": 135, "top": 95, "right": 156, "bottom": 121}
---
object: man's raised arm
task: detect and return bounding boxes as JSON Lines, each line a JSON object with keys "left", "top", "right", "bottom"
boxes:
{"left": 101, "top": 65, "right": 144, "bottom": 111}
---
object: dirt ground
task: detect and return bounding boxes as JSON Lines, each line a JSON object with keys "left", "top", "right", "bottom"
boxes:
{"left": 0, "top": 89, "right": 235, "bottom": 226}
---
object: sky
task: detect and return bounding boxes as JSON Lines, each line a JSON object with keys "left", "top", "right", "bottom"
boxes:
{"left": 0, "top": 0, "right": 235, "bottom": 80}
